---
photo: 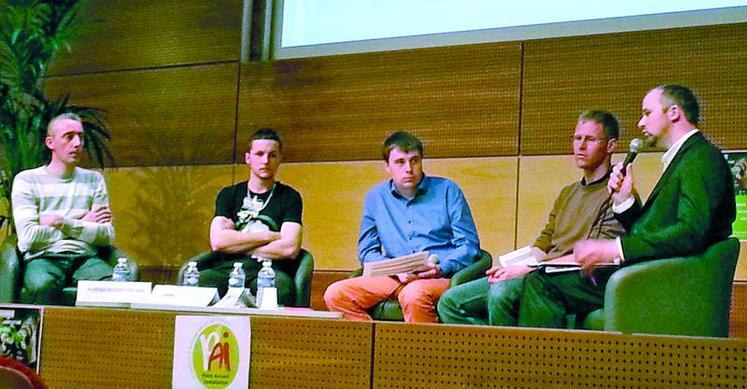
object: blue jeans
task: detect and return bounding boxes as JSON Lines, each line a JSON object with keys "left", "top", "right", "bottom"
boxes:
{"left": 437, "top": 276, "right": 524, "bottom": 325}
{"left": 21, "top": 253, "right": 113, "bottom": 305}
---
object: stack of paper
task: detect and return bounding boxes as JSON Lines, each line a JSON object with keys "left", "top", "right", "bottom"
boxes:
{"left": 362, "top": 252, "right": 430, "bottom": 277}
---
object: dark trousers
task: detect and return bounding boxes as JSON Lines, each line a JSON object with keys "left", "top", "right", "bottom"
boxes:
{"left": 517, "top": 268, "right": 614, "bottom": 328}
{"left": 199, "top": 255, "right": 295, "bottom": 306}
{"left": 21, "top": 253, "right": 112, "bottom": 305}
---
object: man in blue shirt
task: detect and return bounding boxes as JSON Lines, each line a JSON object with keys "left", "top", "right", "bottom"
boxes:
{"left": 324, "top": 131, "right": 481, "bottom": 322}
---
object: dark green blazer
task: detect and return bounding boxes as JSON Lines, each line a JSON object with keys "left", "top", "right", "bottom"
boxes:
{"left": 617, "top": 132, "right": 736, "bottom": 264}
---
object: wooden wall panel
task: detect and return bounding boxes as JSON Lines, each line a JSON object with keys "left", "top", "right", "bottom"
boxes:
{"left": 44, "top": 63, "right": 240, "bottom": 167}
{"left": 522, "top": 22, "right": 747, "bottom": 155}
{"left": 49, "top": 0, "right": 243, "bottom": 75}
{"left": 238, "top": 42, "right": 522, "bottom": 163}
{"left": 278, "top": 157, "right": 517, "bottom": 270}
{"left": 732, "top": 282, "right": 747, "bottom": 338}
{"left": 104, "top": 165, "right": 235, "bottom": 268}
{"left": 310, "top": 271, "right": 350, "bottom": 311}
{"left": 427, "top": 157, "right": 517, "bottom": 259}
{"left": 277, "top": 161, "right": 385, "bottom": 270}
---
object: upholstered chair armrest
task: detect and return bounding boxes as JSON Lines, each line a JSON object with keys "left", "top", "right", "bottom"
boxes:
{"left": 603, "top": 237, "right": 739, "bottom": 337}
{"left": 0, "top": 236, "right": 20, "bottom": 303}
{"left": 175, "top": 251, "right": 222, "bottom": 285}
{"left": 449, "top": 250, "right": 492, "bottom": 288}
{"left": 293, "top": 249, "right": 314, "bottom": 307}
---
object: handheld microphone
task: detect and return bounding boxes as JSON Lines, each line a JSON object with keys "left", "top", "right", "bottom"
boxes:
{"left": 620, "top": 138, "right": 648, "bottom": 175}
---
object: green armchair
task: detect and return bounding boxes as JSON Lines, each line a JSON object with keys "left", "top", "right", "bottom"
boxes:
{"left": 0, "top": 235, "right": 138, "bottom": 306}
{"left": 176, "top": 249, "right": 314, "bottom": 307}
{"left": 579, "top": 237, "right": 740, "bottom": 337}
{"left": 351, "top": 250, "right": 493, "bottom": 321}
{"left": 0, "top": 236, "right": 20, "bottom": 304}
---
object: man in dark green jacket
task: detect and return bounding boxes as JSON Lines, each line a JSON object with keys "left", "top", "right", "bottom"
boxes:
{"left": 517, "top": 84, "right": 736, "bottom": 328}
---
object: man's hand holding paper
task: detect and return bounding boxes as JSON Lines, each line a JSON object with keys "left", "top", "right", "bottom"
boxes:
{"left": 394, "top": 255, "right": 440, "bottom": 282}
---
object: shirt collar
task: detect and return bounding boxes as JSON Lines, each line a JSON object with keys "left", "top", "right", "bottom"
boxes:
{"left": 580, "top": 168, "right": 611, "bottom": 186}
{"left": 662, "top": 129, "right": 699, "bottom": 171}
{"left": 389, "top": 174, "right": 429, "bottom": 199}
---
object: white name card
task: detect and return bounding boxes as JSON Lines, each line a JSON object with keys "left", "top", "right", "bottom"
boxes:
{"left": 135, "top": 285, "right": 219, "bottom": 308}
{"left": 76, "top": 281, "right": 153, "bottom": 307}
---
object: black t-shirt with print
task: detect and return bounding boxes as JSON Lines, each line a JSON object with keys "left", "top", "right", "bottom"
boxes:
{"left": 214, "top": 181, "right": 302, "bottom": 232}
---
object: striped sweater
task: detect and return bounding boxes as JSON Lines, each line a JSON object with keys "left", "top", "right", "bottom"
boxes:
{"left": 11, "top": 166, "right": 114, "bottom": 260}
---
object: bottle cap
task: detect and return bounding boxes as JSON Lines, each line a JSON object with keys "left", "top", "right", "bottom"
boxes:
{"left": 233, "top": 262, "right": 242, "bottom": 268}
{"left": 117, "top": 257, "right": 127, "bottom": 264}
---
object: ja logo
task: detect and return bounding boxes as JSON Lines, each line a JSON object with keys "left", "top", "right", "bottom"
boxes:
{"left": 191, "top": 323, "right": 240, "bottom": 388}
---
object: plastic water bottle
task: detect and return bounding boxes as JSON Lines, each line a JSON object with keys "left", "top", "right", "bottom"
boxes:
{"left": 183, "top": 261, "right": 200, "bottom": 287}
{"left": 111, "top": 258, "right": 130, "bottom": 282}
{"left": 256, "top": 258, "right": 277, "bottom": 308}
{"left": 257, "top": 259, "right": 275, "bottom": 289}
{"left": 228, "top": 262, "right": 246, "bottom": 289}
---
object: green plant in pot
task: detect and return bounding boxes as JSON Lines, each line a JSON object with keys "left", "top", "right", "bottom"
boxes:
{"left": 0, "top": 0, "right": 112, "bottom": 238}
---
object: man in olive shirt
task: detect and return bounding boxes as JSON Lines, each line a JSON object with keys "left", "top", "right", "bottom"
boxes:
{"left": 438, "top": 110, "right": 624, "bottom": 325}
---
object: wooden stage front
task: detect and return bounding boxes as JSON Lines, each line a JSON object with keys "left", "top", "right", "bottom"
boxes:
{"left": 36, "top": 306, "right": 747, "bottom": 388}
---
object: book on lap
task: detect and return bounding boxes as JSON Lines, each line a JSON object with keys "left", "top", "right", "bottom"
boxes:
{"left": 530, "top": 262, "right": 620, "bottom": 274}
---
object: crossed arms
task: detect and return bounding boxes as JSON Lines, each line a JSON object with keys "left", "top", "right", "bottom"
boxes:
{"left": 209, "top": 216, "right": 302, "bottom": 260}
{"left": 13, "top": 174, "right": 114, "bottom": 253}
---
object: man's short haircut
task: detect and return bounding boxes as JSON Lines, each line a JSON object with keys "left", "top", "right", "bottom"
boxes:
{"left": 47, "top": 113, "right": 83, "bottom": 136}
{"left": 577, "top": 110, "right": 620, "bottom": 140}
{"left": 248, "top": 127, "right": 282, "bottom": 152}
{"left": 382, "top": 131, "right": 423, "bottom": 161}
{"left": 656, "top": 84, "right": 700, "bottom": 125}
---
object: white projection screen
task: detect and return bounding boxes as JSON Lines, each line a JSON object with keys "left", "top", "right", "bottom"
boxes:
{"left": 274, "top": 0, "right": 747, "bottom": 58}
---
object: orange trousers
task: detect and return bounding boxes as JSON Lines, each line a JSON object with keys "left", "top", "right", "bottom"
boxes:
{"left": 324, "top": 275, "right": 450, "bottom": 323}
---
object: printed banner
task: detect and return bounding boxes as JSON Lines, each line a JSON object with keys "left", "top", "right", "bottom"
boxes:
{"left": 724, "top": 151, "right": 747, "bottom": 241}
{"left": 173, "top": 315, "right": 250, "bottom": 389}
{"left": 0, "top": 304, "right": 43, "bottom": 372}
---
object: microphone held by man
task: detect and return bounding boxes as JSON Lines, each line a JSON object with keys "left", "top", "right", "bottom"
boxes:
{"left": 620, "top": 137, "right": 653, "bottom": 175}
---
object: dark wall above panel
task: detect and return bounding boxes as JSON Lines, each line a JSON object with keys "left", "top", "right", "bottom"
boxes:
{"left": 521, "top": 22, "right": 747, "bottom": 155}
{"left": 237, "top": 42, "right": 522, "bottom": 163}
{"left": 49, "top": 0, "right": 243, "bottom": 75}
{"left": 44, "top": 63, "right": 240, "bottom": 167}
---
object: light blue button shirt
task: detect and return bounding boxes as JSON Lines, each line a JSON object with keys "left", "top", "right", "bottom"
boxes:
{"left": 357, "top": 175, "right": 480, "bottom": 277}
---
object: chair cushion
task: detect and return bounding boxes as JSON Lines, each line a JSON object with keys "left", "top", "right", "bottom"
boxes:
{"left": 369, "top": 300, "right": 405, "bottom": 321}
{"left": 581, "top": 309, "right": 605, "bottom": 330}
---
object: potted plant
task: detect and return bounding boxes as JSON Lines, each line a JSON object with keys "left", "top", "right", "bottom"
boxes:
{"left": 0, "top": 0, "right": 112, "bottom": 239}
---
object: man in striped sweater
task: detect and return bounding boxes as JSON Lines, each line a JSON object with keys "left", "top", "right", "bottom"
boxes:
{"left": 11, "top": 113, "right": 115, "bottom": 305}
